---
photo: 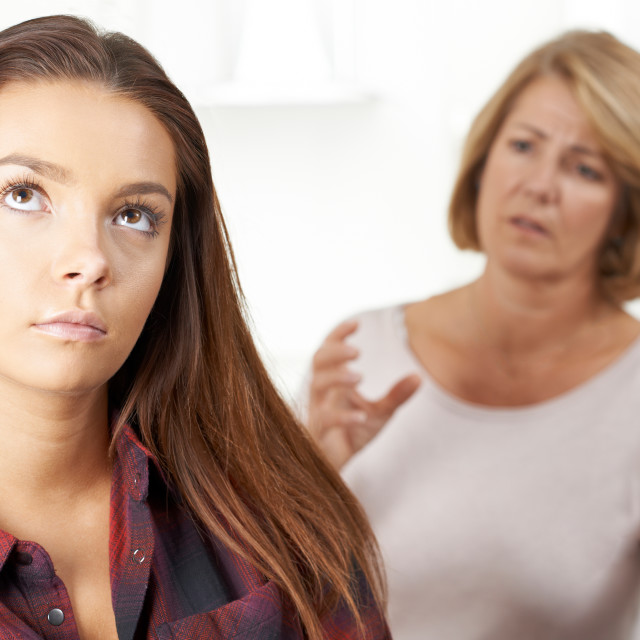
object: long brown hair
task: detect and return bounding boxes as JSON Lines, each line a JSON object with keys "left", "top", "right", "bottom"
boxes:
{"left": 0, "top": 15, "right": 384, "bottom": 637}
{"left": 449, "top": 30, "right": 640, "bottom": 302}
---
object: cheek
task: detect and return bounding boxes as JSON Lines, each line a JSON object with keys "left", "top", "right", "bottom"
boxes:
{"left": 475, "top": 181, "right": 503, "bottom": 250}
{"left": 106, "top": 237, "right": 170, "bottom": 350}
{"left": 565, "top": 188, "right": 618, "bottom": 244}
{"left": 113, "top": 259, "right": 166, "bottom": 332}
{"left": 474, "top": 155, "right": 512, "bottom": 224}
{"left": 0, "top": 228, "right": 48, "bottom": 310}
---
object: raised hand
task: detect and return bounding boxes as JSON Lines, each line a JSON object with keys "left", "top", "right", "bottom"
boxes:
{"left": 307, "top": 320, "right": 421, "bottom": 469}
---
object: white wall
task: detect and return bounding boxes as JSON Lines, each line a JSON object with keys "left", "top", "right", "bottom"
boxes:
{"left": 2, "top": 0, "right": 639, "bottom": 398}
{"left": 193, "top": 0, "right": 640, "bottom": 397}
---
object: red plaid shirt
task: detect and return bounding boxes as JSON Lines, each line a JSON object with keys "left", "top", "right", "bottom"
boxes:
{"left": 0, "top": 425, "right": 390, "bottom": 639}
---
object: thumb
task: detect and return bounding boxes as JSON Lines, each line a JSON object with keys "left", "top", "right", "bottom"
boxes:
{"left": 374, "top": 373, "right": 421, "bottom": 417}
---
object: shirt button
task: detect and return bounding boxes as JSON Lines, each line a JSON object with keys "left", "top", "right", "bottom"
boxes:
{"left": 133, "top": 548, "right": 145, "bottom": 564}
{"left": 47, "top": 608, "right": 65, "bottom": 626}
{"left": 132, "top": 472, "right": 143, "bottom": 500}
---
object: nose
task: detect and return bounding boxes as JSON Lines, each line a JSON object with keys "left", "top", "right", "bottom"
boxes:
{"left": 51, "top": 218, "right": 112, "bottom": 290}
{"left": 523, "top": 156, "right": 560, "bottom": 204}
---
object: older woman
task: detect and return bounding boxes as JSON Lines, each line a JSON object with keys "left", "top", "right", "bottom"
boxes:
{"left": 306, "top": 30, "right": 640, "bottom": 639}
{"left": 0, "top": 15, "right": 389, "bottom": 640}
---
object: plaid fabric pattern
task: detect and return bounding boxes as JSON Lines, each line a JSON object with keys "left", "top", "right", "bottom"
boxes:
{"left": 0, "top": 425, "right": 390, "bottom": 639}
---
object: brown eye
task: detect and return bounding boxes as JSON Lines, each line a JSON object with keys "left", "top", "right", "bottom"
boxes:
{"left": 2, "top": 185, "right": 46, "bottom": 211}
{"left": 121, "top": 209, "right": 142, "bottom": 224}
{"left": 11, "top": 188, "right": 33, "bottom": 203}
{"left": 113, "top": 206, "right": 155, "bottom": 234}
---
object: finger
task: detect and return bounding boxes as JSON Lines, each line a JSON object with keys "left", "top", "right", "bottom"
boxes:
{"left": 321, "top": 418, "right": 377, "bottom": 470}
{"left": 312, "top": 341, "right": 359, "bottom": 370}
{"left": 373, "top": 373, "right": 421, "bottom": 417}
{"left": 310, "top": 408, "right": 368, "bottom": 439}
{"left": 324, "top": 319, "right": 359, "bottom": 344}
{"left": 333, "top": 409, "right": 368, "bottom": 427}
{"left": 310, "top": 368, "right": 361, "bottom": 396}
{"left": 316, "top": 429, "right": 354, "bottom": 470}
{"left": 346, "top": 388, "right": 374, "bottom": 412}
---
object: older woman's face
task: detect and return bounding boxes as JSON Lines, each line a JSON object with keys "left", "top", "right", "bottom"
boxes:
{"left": 476, "top": 75, "right": 620, "bottom": 286}
{"left": 0, "top": 80, "right": 176, "bottom": 395}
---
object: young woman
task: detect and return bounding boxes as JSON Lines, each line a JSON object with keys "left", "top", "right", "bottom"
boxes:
{"left": 0, "top": 15, "right": 388, "bottom": 640}
{"left": 306, "top": 31, "right": 640, "bottom": 639}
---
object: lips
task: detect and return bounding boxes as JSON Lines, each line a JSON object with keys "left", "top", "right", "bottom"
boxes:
{"left": 509, "top": 215, "right": 549, "bottom": 236}
{"left": 32, "top": 310, "right": 107, "bottom": 342}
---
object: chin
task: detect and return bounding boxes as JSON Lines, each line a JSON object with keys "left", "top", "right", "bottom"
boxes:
{"left": 494, "top": 250, "right": 561, "bottom": 282}
{"left": 0, "top": 358, "right": 116, "bottom": 397}
{"left": 26, "top": 373, "right": 109, "bottom": 396}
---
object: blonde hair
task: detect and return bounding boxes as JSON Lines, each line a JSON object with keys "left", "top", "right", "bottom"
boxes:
{"left": 448, "top": 30, "right": 640, "bottom": 302}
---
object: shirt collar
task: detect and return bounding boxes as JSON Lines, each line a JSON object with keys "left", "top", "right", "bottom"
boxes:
{"left": 114, "top": 424, "right": 158, "bottom": 503}
{"left": 0, "top": 531, "right": 16, "bottom": 572}
{"left": 0, "top": 423, "right": 157, "bottom": 572}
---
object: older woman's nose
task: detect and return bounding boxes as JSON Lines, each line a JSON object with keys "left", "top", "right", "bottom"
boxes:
{"left": 523, "top": 157, "right": 560, "bottom": 204}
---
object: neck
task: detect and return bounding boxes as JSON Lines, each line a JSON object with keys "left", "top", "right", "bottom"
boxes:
{"left": 471, "top": 263, "right": 615, "bottom": 355}
{"left": 0, "top": 380, "right": 111, "bottom": 505}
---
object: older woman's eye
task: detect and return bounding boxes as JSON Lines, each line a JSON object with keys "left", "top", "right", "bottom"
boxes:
{"left": 3, "top": 186, "right": 46, "bottom": 211}
{"left": 510, "top": 140, "right": 532, "bottom": 153}
{"left": 576, "top": 163, "right": 602, "bottom": 181}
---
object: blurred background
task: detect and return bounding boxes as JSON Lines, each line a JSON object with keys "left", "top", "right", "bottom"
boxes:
{"left": 3, "top": 0, "right": 640, "bottom": 398}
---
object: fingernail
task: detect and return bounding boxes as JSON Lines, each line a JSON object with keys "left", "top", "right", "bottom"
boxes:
{"left": 354, "top": 411, "right": 367, "bottom": 423}
{"left": 345, "top": 345, "right": 359, "bottom": 357}
{"left": 345, "top": 371, "right": 361, "bottom": 383}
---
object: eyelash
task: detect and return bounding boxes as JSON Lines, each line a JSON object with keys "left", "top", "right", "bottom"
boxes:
{"left": 510, "top": 139, "right": 532, "bottom": 153}
{"left": 116, "top": 197, "right": 165, "bottom": 238}
{"left": 0, "top": 175, "right": 165, "bottom": 238}
{"left": 0, "top": 175, "right": 44, "bottom": 212}
{"left": 575, "top": 164, "right": 602, "bottom": 182}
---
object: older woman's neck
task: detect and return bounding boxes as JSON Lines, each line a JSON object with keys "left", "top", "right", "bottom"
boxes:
{"left": 473, "top": 264, "right": 615, "bottom": 354}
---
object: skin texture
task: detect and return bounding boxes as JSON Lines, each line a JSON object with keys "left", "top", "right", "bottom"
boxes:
{"left": 0, "top": 80, "right": 176, "bottom": 639}
{"left": 0, "top": 82, "right": 175, "bottom": 395}
{"left": 309, "top": 75, "right": 640, "bottom": 467}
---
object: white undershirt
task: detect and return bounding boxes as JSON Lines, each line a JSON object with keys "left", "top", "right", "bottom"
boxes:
{"left": 338, "top": 304, "right": 640, "bottom": 640}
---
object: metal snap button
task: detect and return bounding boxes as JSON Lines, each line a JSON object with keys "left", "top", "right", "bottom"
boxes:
{"left": 47, "top": 608, "right": 64, "bottom": 626}
{"left": 132, "top": 472, "right": 144, "bottom": 500}
{"left": 133, "top": 548, "right": 145, "bottom": 564}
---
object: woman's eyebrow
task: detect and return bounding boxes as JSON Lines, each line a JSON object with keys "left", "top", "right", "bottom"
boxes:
{"left": 114, "top": 182, "right": 174, "bottom": 205}
{"left": 0, "top": 152, "right": 173, "bottom": 204}
{"left": 512, "top": 122, "right": 602, "bottom": 157}
{"left": 0, "top": 153, "right": 71, "bottom": 182}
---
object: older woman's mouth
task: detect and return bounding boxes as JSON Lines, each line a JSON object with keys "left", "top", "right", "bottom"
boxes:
{"left": 509, "top": 215, "right": 549, "bottom": 236}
